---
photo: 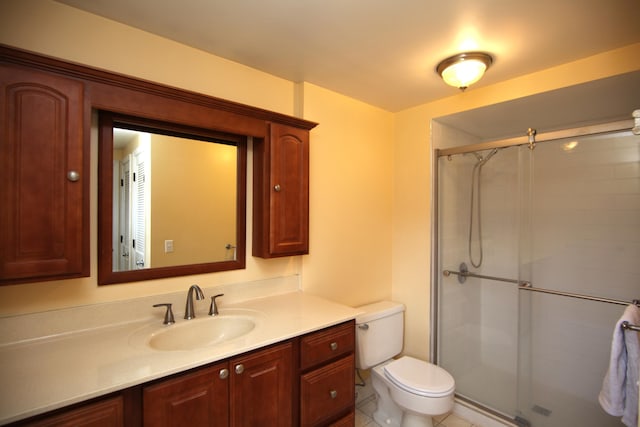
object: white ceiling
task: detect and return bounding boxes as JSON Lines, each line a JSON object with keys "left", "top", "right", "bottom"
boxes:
{"left": 55, "top": 0, "right": 640, "bottom": 112}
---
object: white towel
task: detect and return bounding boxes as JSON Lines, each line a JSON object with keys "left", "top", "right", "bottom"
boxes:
{"left": 599, "top": 304, "right": 640, "bottom": 427}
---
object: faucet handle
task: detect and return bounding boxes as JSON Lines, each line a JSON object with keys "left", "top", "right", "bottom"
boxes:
{"left": 209, "top": 293, "right": 225, "bottom": 316}
{"left": 153, "top": 303, "right": 176, "bottom": 325}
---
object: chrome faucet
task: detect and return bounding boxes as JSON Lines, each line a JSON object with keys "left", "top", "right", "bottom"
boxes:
{"left": 184, "top": 284, "right": 205, "bottom": 319}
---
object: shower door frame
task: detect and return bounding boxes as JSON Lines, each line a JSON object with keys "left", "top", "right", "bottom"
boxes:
{"left": 429, "top": 118, "right": 635, "bottom": 424}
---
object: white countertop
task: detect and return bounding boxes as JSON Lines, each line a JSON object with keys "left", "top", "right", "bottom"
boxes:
{"left": 0, "top": 291, "right": 361, "bottom": 424}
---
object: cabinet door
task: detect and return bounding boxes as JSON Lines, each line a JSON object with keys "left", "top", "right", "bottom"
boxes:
{"left": 143, "top": 362, "right": 229, "bottom": 427}
{"left": 230, "top": 341, "right": 294, "bottom": 426}
{"left": 0, "top": 64, "right": 87, "bottom": 284}
{"left": 22, "top": 396, "right": 123, "bottom": 427}
{"left": 253, "top": 122, "right": 309, "bottom": 257}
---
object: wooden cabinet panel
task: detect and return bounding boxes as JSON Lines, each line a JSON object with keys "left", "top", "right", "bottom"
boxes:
{"left": 328, "top": 412, "right": 355, "bottom": 427}
{"left": 300, "top": 355, "right": 355, "bottom": 427}
{"left": 143, "top": 342, "right": 294, "bottom": 427}
{"left": 0, "top": 64, "right": 87, "bottom": 284}
{"left": 21, "top": 396, "right": 123, "bottom": 427}
{"left": 143, "top": 362, "right": 229, "bottom": 427}
{"left": 253, "top": 122, "right": 309, "bottom": 257}
{"left": 299, "top": 322, "right": 356, "bottom": 427}
{"left": 230, "top": 341, "right": 294, "bottom": 426}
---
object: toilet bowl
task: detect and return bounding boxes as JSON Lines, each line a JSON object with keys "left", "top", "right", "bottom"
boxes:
{"left": 355, "top": 301, "right": 455, "bottom": 427}
{"left": 371, "top": 357, "right": 455, "bottom": 427}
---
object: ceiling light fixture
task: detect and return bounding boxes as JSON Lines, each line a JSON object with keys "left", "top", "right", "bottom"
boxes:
{"left": 436, "top": 52, "right": 493, "bottom": 91}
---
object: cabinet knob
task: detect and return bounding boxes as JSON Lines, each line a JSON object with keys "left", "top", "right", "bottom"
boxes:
{"left": 330, "top": 342, "right": 338, "bottom": 351}
{"left": 234, "top": 364, "right": 244, "bottom": 374}
{"left": 67, "top": 170, "right": 80, "bottom": 182}
{"left": 329, "top": 390, "right": 338, "bottom": 399}
{"left": 274, "top": 184, "right": 281, "bottom": 192}
{"left": 219, "top": 368, "right": 229, "bottom": 379}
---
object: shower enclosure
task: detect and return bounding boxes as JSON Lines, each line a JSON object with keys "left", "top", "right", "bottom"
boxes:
{"left": 432, "top": 121, "right": 640, "bottom": 427}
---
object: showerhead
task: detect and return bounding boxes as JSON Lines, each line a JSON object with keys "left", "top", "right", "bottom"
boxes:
{"left": 482, "top": 148, "right": 499, "bottom": 164}
{"left": 473, "top": 148, "right": 499, "bottom": 166}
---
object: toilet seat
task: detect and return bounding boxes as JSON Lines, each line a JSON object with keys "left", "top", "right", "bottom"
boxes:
{"left": 383, "top": 356, "right": 455, "bottom": 398}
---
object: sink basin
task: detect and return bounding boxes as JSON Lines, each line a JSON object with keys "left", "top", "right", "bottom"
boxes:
{"left": 130, "top": 309, "right": 261, "bottom": 351}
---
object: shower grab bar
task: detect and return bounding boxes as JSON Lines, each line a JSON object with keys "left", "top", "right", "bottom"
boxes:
{"left": 443, "top": 264, "right": 640, "bottom": 312}
{"left": 442, "top": 263, "right": 530, "bottom": 286}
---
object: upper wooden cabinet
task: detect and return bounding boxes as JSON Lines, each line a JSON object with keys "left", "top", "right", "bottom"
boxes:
{"left": 253, "top": 122, "right": 310, "bottom": 258}
{"left": 0, "top": 64, "right": 88, "bottom": 284}
{"left": 0, "top": 45, "right": 317, "bottom": 285}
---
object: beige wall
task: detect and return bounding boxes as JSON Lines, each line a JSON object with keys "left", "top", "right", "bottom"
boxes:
{"left": 300, "top": 83, "right": 394, "bottom": 307}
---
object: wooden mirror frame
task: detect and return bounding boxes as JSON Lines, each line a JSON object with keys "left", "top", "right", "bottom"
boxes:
{"left": 98, "top": 112, "right": 247, "bottom": 285}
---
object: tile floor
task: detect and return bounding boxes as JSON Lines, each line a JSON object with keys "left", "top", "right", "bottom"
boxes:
{"left": 355, "top": 385, "right": 483, "bottom": 427}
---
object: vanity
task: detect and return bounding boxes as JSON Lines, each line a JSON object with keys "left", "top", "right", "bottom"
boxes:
{"left": 0, "top": 290, "right": 360, "bottom": 426}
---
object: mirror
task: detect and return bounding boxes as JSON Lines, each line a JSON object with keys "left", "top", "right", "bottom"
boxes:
{"left": 98, "top": 112, "right": 247, "bottom": 285}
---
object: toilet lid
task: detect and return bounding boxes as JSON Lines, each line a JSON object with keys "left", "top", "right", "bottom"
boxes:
{"left": 383, "top": 356, "right": 455, "bottom": 398}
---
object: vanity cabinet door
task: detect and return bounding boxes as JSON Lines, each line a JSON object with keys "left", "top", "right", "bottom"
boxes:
{"left": 17, "top": 395, "right": 124, "bottom": 426}
{"left": 143, "top": 362, "right": 229, "bottom": 427}
{"left": 253, "top": 122, "right": 309, "bottom": 258}
{"left": 0, "top": 64, "right": 88, "bottom": 284}
{"left": 230, "top": 341, "right": 294, "bottom": 426}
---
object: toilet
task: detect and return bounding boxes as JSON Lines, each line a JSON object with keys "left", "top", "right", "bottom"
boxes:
{"left": 355, "top": 301, "right": 455, "bottom": 427}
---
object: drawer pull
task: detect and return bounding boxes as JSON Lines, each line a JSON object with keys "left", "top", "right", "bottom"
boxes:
{"left": 329, "top": 390, "right": 338, "bottom": 399}
{"left": 235, "top": 364, "right": 244, "bottom": 374}
{"left": 219, "top": 368, "right": 229, "bottom": 379}
{"left": 330, "top": 342, "right": 338, "bottom": 351}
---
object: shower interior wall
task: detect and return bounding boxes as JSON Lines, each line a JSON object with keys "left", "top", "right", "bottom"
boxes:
{"left": 434, "top": 120, "right": 640, "bottom": 427}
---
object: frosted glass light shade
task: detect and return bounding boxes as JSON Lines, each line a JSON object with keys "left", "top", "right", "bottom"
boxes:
{"left": 436, "top": 52, "right": 493, "bottom": 90}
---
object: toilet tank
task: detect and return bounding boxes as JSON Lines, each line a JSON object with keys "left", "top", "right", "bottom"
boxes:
{"left": 354, "top": 301, "right": 405, "bottom": 369}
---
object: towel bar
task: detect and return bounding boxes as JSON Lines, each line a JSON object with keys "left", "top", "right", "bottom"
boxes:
{"left": 621, "top": 321, "right": 640, "bottom": 332}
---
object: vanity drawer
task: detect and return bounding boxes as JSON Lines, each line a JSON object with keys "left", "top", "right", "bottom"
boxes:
{"left": 300, "top": 321, "right": 354, "bottom": 370}
{"left": 300, "top": 354, "right": 354, "bottom": 427}
{"left": 328, "top": 411, "right": 355, "bottom": 427}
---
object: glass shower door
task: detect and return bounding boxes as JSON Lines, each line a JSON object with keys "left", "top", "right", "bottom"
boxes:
{"left": 437, "top": 145, "right": 522, "bottom": 418}
{"left": 516, "top": 129, "right": 640, "bottom": 427}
